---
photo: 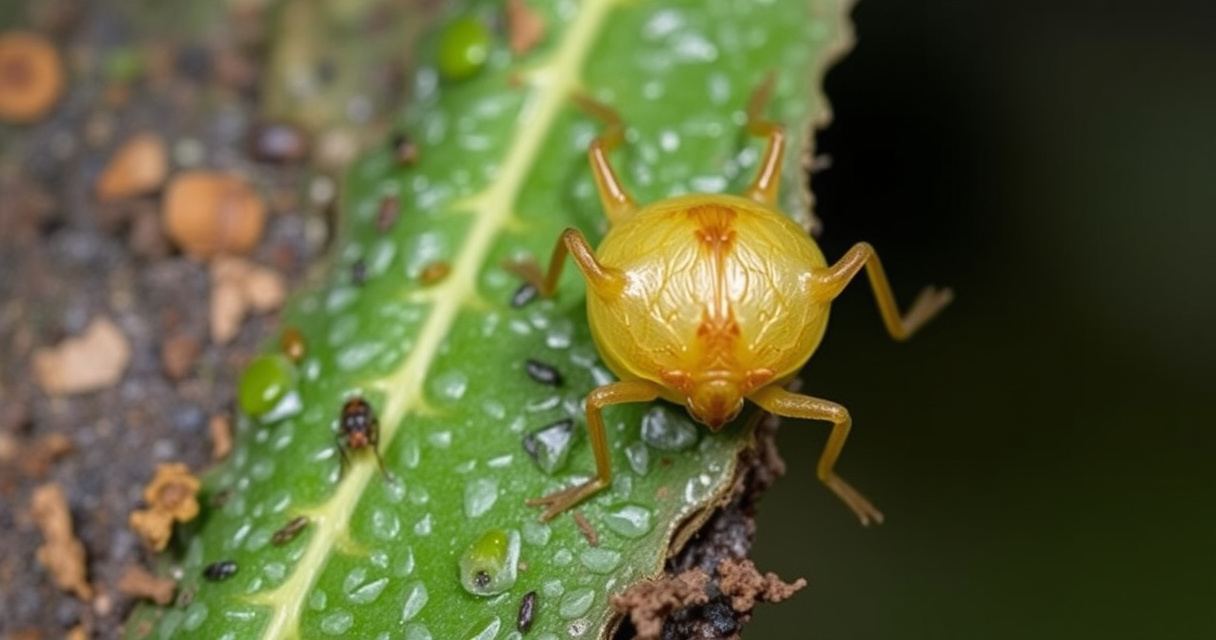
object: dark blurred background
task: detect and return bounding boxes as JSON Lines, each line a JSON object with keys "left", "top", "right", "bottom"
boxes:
{"left": 751, "top": 2, "right": 1216, "bottom": 639}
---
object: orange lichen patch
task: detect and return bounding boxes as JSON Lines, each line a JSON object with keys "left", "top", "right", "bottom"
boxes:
{"left": 31, "top": 483, "right": 93, "bottom": 599}
{"left": 33, "top": 316, "right": 131, "bottom": 396}
{"left": 505, "top": 0, "right": 545, "bottom": 56}
{"left": 209, "top": 414, "right": 232, "bottom": 460}
{"left": 610, "top": 569, "right": 710, "bottom": 640}
{"left": 163, "top": 171, "right": 266, "bottom": 259}
{"left": 96, "top": 133, "right": 168, "bottom": 201}
{"left": 209, "top": 257, "right": 286, "bottom": 344}
{"left": 715, "top": 558, "right": 805, "bottom": 611}
{"left": 0, "top": 31, "right": 64, "bottom": 123}
{"left": 117, "top": 565, "right": 176, "bottom": 605}
{"left": 129, "top": 463, "right": 200, "bottom": 551}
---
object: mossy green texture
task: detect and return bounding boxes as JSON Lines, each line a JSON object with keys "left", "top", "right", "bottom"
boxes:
{"left": 125, "top": 0, "right": 851, "bottom": 638}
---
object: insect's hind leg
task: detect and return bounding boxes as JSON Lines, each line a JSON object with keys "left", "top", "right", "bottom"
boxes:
{"left": 571, "top": 94, "right": 637, "bottom": 225}
{"left": 743, "top": 73, "right": 785, "bottom": 207}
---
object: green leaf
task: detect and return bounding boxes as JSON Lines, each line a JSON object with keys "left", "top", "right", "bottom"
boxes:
{"left": 125, "top": 0, "right": 853, "bottom": 638}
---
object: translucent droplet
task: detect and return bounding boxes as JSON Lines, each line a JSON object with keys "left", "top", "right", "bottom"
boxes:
{"left": 404, "top": 622, "right": 432, "bottom": 640}
{"left": 579, "top": 547, "right": 622, "bottom": 574}
{"left": 320, "top": 610, "right": 353, "bottom": 635}
{"left": 309, "top": 588, "right": 328, "bottom": 611}
{"left": 430, "top": 369, "right": 468, "bottom": 401}
{"left": 343, "top": 567, "right": 368, "bottom": 594}
{"left": 414, "top": 513, "right": 433, "bottom": 536}
{"left": 237, "top": 354, "right": 296, "bottom": 417}
{"left": 464, "top": 477, "right": 498, "bottom": 518}
{"left": 370, "top": 549, "right": 390, "bottom": 569}
{"left": 349, "top": 577, "right": 389, "bottom": 604}
{"left": 371, "top": 508, "right": 401, "bottom": 540}
{"left": 464, "top": 617, "right": 502, "bottom": 640}
{"left": 522, "top": 519, "right": 551, "bottom": 547}
{"left": 400, "top": 580, "right": 428, "bottom": 621}
{"left": 522, "top": 419, "right": 575, "bottom": 474}
{"left": 395, "top": 546, "right": 415, "bottom": 577}
{"left": 553, "top": 548, "right": 572, "bottom": 566}
{"left": 543, "top": 579, "right": 565, "bottom": 598}
{"left": 624, "top": 442, "right": 650, "bottom": 476}
{"left": 263, "top": 562, "right": 286, "bottom": 583}
{"left": 641, "top": 406, "right": 699, "bottom": 451}
{"left": 182, "top": 602, "right": 209, "bottom": 631}
{"left": 459, "top": 529, "right": 520, "bottom": 596}
{"left": 428, "top": 431, "right": 452, "bottom": 448}
{"left": 559, "top": 588, "right": 595, "bottom": 619}
{"left": 603, "top": 503, "right": 654, "bottom": 539}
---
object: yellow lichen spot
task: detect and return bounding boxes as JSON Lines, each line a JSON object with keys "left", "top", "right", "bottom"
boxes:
{"left": 129, "top": 463, "right": 201, "bottom": 551}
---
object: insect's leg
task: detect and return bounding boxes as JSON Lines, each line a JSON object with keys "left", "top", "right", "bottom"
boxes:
{"left": 743, "top": 73, "right": 785, "bottom": 207}
{"left": 335, "top": 436, "right": 350, "bottom": 479}
{"left": 571, "top": 94, "right": 637, "bottom": 225}
{"left": 368, "top": 421, "right": 393, "bottom": 482}
{"left": 505, "top": 228, "right": 624, "bottom": 298}
{"left": 528, "top": 379, "right": 662, "bottom": 521}
{"left": 749, "top": 385, "right": 883, "bottom": 525}
{"left": 811, "top": 242, "right": 953, "bottom": 341}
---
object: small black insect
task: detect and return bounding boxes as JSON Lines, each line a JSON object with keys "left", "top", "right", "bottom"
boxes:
{"left": 351, "top": 258, "right": 367, "bottom": 285}
{"left": 517, "top": 590, "right": 537, "bottom": 632}
{"left": 203, "top": 560, "right": 238, "bottom": 581}
{"left": 271, "top": 515, "right": 309, "bottom": 546}
{"left": 337, "top": 397, "right": 390, "bottom": 480}
{"left": 524, "top": 359, "right": 562, "bottom": 387}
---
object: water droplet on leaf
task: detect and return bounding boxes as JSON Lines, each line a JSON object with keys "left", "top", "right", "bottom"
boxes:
{"left": 237, "top": 354, "right": 296, "bottom": 417}
{"left": 522, "top": 419, "right": 575, "bottom": 474}
{"left": 602, "top": 503, "right": 654, "bottom": 539}
{"left": 641, "top": 406, "right": 698, "bottom": 451}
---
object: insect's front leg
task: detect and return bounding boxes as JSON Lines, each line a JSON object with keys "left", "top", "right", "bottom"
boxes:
{"left": 811, "top": 242, "right": 953, "bottom": 341}
{"left": 527, "top": 379, "right": 662, "bottom": 521}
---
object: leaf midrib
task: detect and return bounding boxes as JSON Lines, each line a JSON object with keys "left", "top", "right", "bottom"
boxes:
{"left": 245, "top": 1, "right": 618, "bottom": 638}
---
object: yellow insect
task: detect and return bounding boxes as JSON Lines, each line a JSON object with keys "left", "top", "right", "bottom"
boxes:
{"left": 511, "top": 78, "right": 952, "bottom": 525}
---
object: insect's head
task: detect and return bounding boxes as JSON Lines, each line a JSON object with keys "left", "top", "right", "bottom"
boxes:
{"left": 665, "top": 369, "right": 774, "bottom": 431}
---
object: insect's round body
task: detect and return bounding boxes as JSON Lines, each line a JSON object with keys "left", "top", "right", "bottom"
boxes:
{"left": 339, "top": 397, "right": 377, "bottom": 450}
{"left": 588, "top": 193, "right": 830, "bottom": 428}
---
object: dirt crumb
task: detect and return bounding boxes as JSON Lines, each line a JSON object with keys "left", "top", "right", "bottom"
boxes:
{"left": 210, "top": 257, "right": 286, "bottom": 344}
{"left": 117, "top": 565, "right": 176, "bottom": 605}
{"left": 32, "top": 316, "right": 132, "bottom": 395}
{"left": 716, "top": 558, "right": 806, "bottom": 612}
{"left": 573, "top": 511, "right": 598, "bottom": 547}
{"left": 505, "top": 0, "right": 545, "bottom": 56}
{"left": 65, "top": 624, "right": 88, "bottom": 640}
{"left": 610, "top": 569, "right": 710, "bottom": 640}
{"left": 160, "top": 333, "right": 201, "bottom": 381}
{"left": 95, "top": 133, "right": 168, "bottom": 201}
{"left": 22, "top": 432, "right": 75, "bottom": 477}
{"left": 31, "top": 483, "right": 94, "bottom": 599}
{"left": 129, "top": 463, "right": 201, "bottom": 551}
{"left": 209, "top": 414, "right": 232, "bottom": 460}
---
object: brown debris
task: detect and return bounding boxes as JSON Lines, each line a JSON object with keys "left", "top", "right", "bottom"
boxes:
{"left": 418, "top": 261, "right": 450, "bottom": 285}
{"left": 209, "top": 414, "right": 232, "bottom": 460}
{"left": 33, "top": 316, "right": 131, "bottom": 396}
{"left": 160, "top": 333, "right": 201, "bottom": 381}
{"left": 128, "top": 463, "right": 201, "bottom": 551}
{"left": 31, "top": 483, "right": 93, "bottom": 599}
{"left": 0, "top": 31, "right": 64, "bottom": 123}
{"left": 610, "top": 569, "right": 710, "bottom": 640}
{"left": 716, "top": 558, "right": 806, "bottom": 612}
{"left": 209, "top": 256, "right": 286, "bottom": 344}
{"left": 163, "top": 171, "right": 266, "bottom": 259}
{"left": 22, "top": 432, "right": 75, "bottom": 477}
{"left": 117, "top": 565, "right": 176, "bottom": 605}
{"left": 572, "top": 511, "right": 598, "bottom": 547}
{"left": 95, "top": 133, "right": 168, "bottom": 201}
{"left": 505, "top": 0, "right": 545, "bottom": 56}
